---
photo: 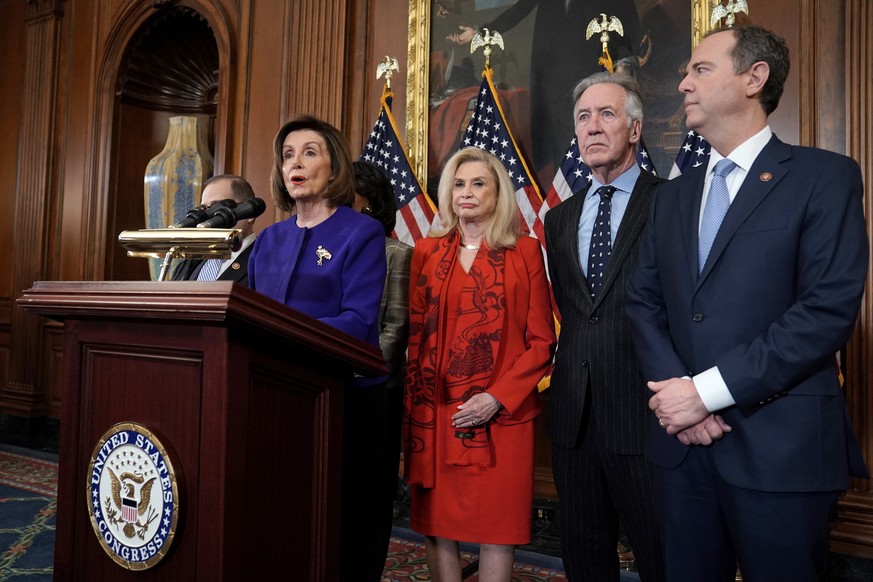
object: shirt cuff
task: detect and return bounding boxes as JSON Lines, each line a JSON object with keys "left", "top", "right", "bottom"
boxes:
{"left": 693, "top": 366, "right": 736, "bottom": 412}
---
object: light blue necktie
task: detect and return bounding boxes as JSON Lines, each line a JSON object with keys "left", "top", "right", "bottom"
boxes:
{"left": 196, "top": 258, "right": 224, "bottom": 282}
{"left": 698, "top": 159, "right": 737, "bottom": 273}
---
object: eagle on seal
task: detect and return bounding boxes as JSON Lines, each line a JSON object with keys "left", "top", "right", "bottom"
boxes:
{"left": 109, "top": 469, "right": 158, "bottom": 539}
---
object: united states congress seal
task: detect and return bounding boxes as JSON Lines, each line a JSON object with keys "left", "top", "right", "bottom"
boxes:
{"left": 86, "top": 422, "right": 180, "bottom": 570}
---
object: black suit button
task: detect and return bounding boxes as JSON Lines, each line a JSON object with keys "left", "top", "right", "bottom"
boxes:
{"left": 692, "top": 313, "right": 704, "bottom": 322}
{"left": 581, "top": 360, "right": 588, "bottom": 367}
{"left": 589, "top": 316, "right": 599, "bottom": 324}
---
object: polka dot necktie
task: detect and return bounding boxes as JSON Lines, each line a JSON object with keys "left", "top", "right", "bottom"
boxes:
{"left": 698, "top": 159, "right": 737, "bottom": 273}
{"left": 587, "top": 185, "right": 615, "bottom": 298}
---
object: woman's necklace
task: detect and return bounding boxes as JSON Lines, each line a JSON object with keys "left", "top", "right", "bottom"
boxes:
{"left": 458, "top": 240, "right": 480, "bottom": 251}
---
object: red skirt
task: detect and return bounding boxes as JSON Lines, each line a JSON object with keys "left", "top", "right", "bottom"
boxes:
{"left": 410, "top": 413, "right": 535, "bottom": 545}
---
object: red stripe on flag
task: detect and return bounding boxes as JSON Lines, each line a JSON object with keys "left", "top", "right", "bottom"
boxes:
{"left": 399, "top": 203, "right": 424, "bottom": 241}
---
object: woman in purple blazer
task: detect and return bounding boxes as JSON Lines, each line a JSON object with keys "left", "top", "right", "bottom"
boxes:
{"left": 249, "top": 115, "right": 388, "bottom": 581}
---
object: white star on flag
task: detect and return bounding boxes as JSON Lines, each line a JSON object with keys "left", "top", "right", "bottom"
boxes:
{"left": 669, "top": 130, "right": 711, "bottom": 179}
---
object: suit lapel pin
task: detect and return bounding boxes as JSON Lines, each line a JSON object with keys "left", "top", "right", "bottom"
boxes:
{"left": 231, "top": 262, "right": 240, "bottom": 270}
{"left": 316, "top": 245, "right": 332, "bottom": 266}
{"left": 760, "top": 172, "right": 773, "bottom": 182}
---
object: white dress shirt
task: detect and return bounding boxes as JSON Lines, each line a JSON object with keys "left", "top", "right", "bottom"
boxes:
{"left": 694, "top": 126, "right": 772, "bottom": 412}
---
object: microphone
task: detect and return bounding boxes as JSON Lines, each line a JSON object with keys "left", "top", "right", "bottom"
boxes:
{"left": 232, "top": 198, "right": 267, "bottom": 221}
{"left": 196, "top": 198, "right": 266, "bottom": 229}
{"left": 169, "top": 199, "right": 238, "bottom": 228}
{"left": 169, "top": 205, "right": 208, "bottom": 228}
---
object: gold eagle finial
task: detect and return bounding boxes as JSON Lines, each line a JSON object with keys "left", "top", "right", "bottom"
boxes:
{"left": 711, "top": 0, "right": 749, "bottom": 28}
{"left": 470, "top": 27, "right": 505, "bottom": 68}
{"left": 585, "top": 13, "right": 625, "bottom": 53}
{"left": 585, "top": 14, "right": 625, "bottom": 74}
{"left": 376, "top": 55, "right": 399, "bottom": 90}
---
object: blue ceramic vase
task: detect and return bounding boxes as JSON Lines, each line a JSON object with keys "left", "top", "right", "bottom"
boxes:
{"left": 143, "top": 115, "right": 214, "bottom": 279}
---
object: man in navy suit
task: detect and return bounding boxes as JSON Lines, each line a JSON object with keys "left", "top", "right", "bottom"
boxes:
{"left": 171, "top": 174, "right": 257, "bottom": 285}
{"left": 625, "top": 25, "right": 868, "bottom": 581}
{"left": 544, "top": 72, "right": 663, "bottom": 581}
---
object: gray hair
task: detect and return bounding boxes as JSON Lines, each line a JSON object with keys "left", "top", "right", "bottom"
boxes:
{"left": 571, "top": 72, "right": 644, "bottom": 126}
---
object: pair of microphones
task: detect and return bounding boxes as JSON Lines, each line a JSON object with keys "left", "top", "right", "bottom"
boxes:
{"left": 169, "top": 198, "right": 266, "bottom": 229}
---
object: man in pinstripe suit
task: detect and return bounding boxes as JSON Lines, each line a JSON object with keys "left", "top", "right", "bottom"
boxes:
{"left": 544, "top": 72, "right": 664, "bottom": 581}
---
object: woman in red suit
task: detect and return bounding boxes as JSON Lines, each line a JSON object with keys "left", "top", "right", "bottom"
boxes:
{"left": 404, "top": 147, "right": 556, "bottom": 581}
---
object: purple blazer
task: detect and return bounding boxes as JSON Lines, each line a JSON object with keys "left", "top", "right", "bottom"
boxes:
{"left": 249, "top": 205, "right": 387, "bottom": 385}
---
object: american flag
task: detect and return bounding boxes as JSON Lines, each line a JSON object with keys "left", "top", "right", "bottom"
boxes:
{"left": 542, "top": 136, "right": 660, "bottom": 212}
{"left": 461, "top": 68, "right": 545, "bottom": 246}
{"left": 361, "top": 88, "right": 436, "bottom": 244}
{"left": 543, "top": 138, "right": 591, "bottom": 209}
{"left": 669, "top": 130, "right": 711, "bottom": 178}
{"left": 637, "top": 138, "right": 658, "bottom": 177}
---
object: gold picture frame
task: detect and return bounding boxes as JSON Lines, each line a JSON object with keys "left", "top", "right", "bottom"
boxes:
{"left": 406, "top": 0, "right": 715, "bottom": 183}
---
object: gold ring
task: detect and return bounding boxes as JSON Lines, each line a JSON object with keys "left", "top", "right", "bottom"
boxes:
{"left": 658, "top": 418, "right": 666, "bottom": 428}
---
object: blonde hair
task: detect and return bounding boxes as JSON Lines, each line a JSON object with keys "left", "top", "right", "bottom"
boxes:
{"left": 430, "top": 148, "right": 521, "bottom": 249}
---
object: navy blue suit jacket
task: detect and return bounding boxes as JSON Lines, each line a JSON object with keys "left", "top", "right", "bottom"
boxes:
{"left": 626, "top": 135, "right": 868, "bottom": 493}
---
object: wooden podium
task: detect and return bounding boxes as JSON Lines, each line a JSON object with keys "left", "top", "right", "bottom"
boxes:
{"left": 18, "top": 281, "right": 387, "bottom": 580}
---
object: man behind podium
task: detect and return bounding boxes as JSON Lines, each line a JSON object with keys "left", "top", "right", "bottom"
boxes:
{"left": 625, "top": 25, "right": 868, "bottom": 581}
{"left": 171, "top": 174, "right": 258, "bottom": 285}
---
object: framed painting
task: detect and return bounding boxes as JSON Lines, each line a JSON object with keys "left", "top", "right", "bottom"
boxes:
{"left": 407, "top": 0, "right": 714, "bottom": 189}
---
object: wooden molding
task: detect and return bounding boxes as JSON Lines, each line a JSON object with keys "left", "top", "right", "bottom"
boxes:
{"left": 285, "top": 0, "right": 348, "bottom": 125}
{"left": 25, "top": 0, "right": 64, "bottom": 21}
{"left": 798, "top": 0, "right": 815, "bottom": 146}
{"left": 6, "top": 0, "right": 65, "bottom": 411}
{"left": 343, "top": 0, "right": 371, "bottom": 148}
{"left": 843, "top": 0, "right": 872, "bottom": 495}
{"left": 18, "top": 281, "right": 387, "bottom": 376}
{"left": 118, "top": 8, "right": 219, "bottom": 114}
{"left": 831, "top": 491, "right": 873, "bottom": 558}
{"left": 832, "top": 0, "right": 873, "bottom": 557}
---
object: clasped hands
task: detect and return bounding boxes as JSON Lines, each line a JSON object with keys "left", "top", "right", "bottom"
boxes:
{"left": 648, "top": 378, "right": 732, "bottom": 446}
{"left": 452, "top": 392, "right": 501, "bottom": 428}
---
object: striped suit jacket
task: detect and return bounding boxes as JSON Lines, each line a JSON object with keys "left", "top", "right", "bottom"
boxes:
{"left": 544, "top": 171, "right": 662, "bottom": 452}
